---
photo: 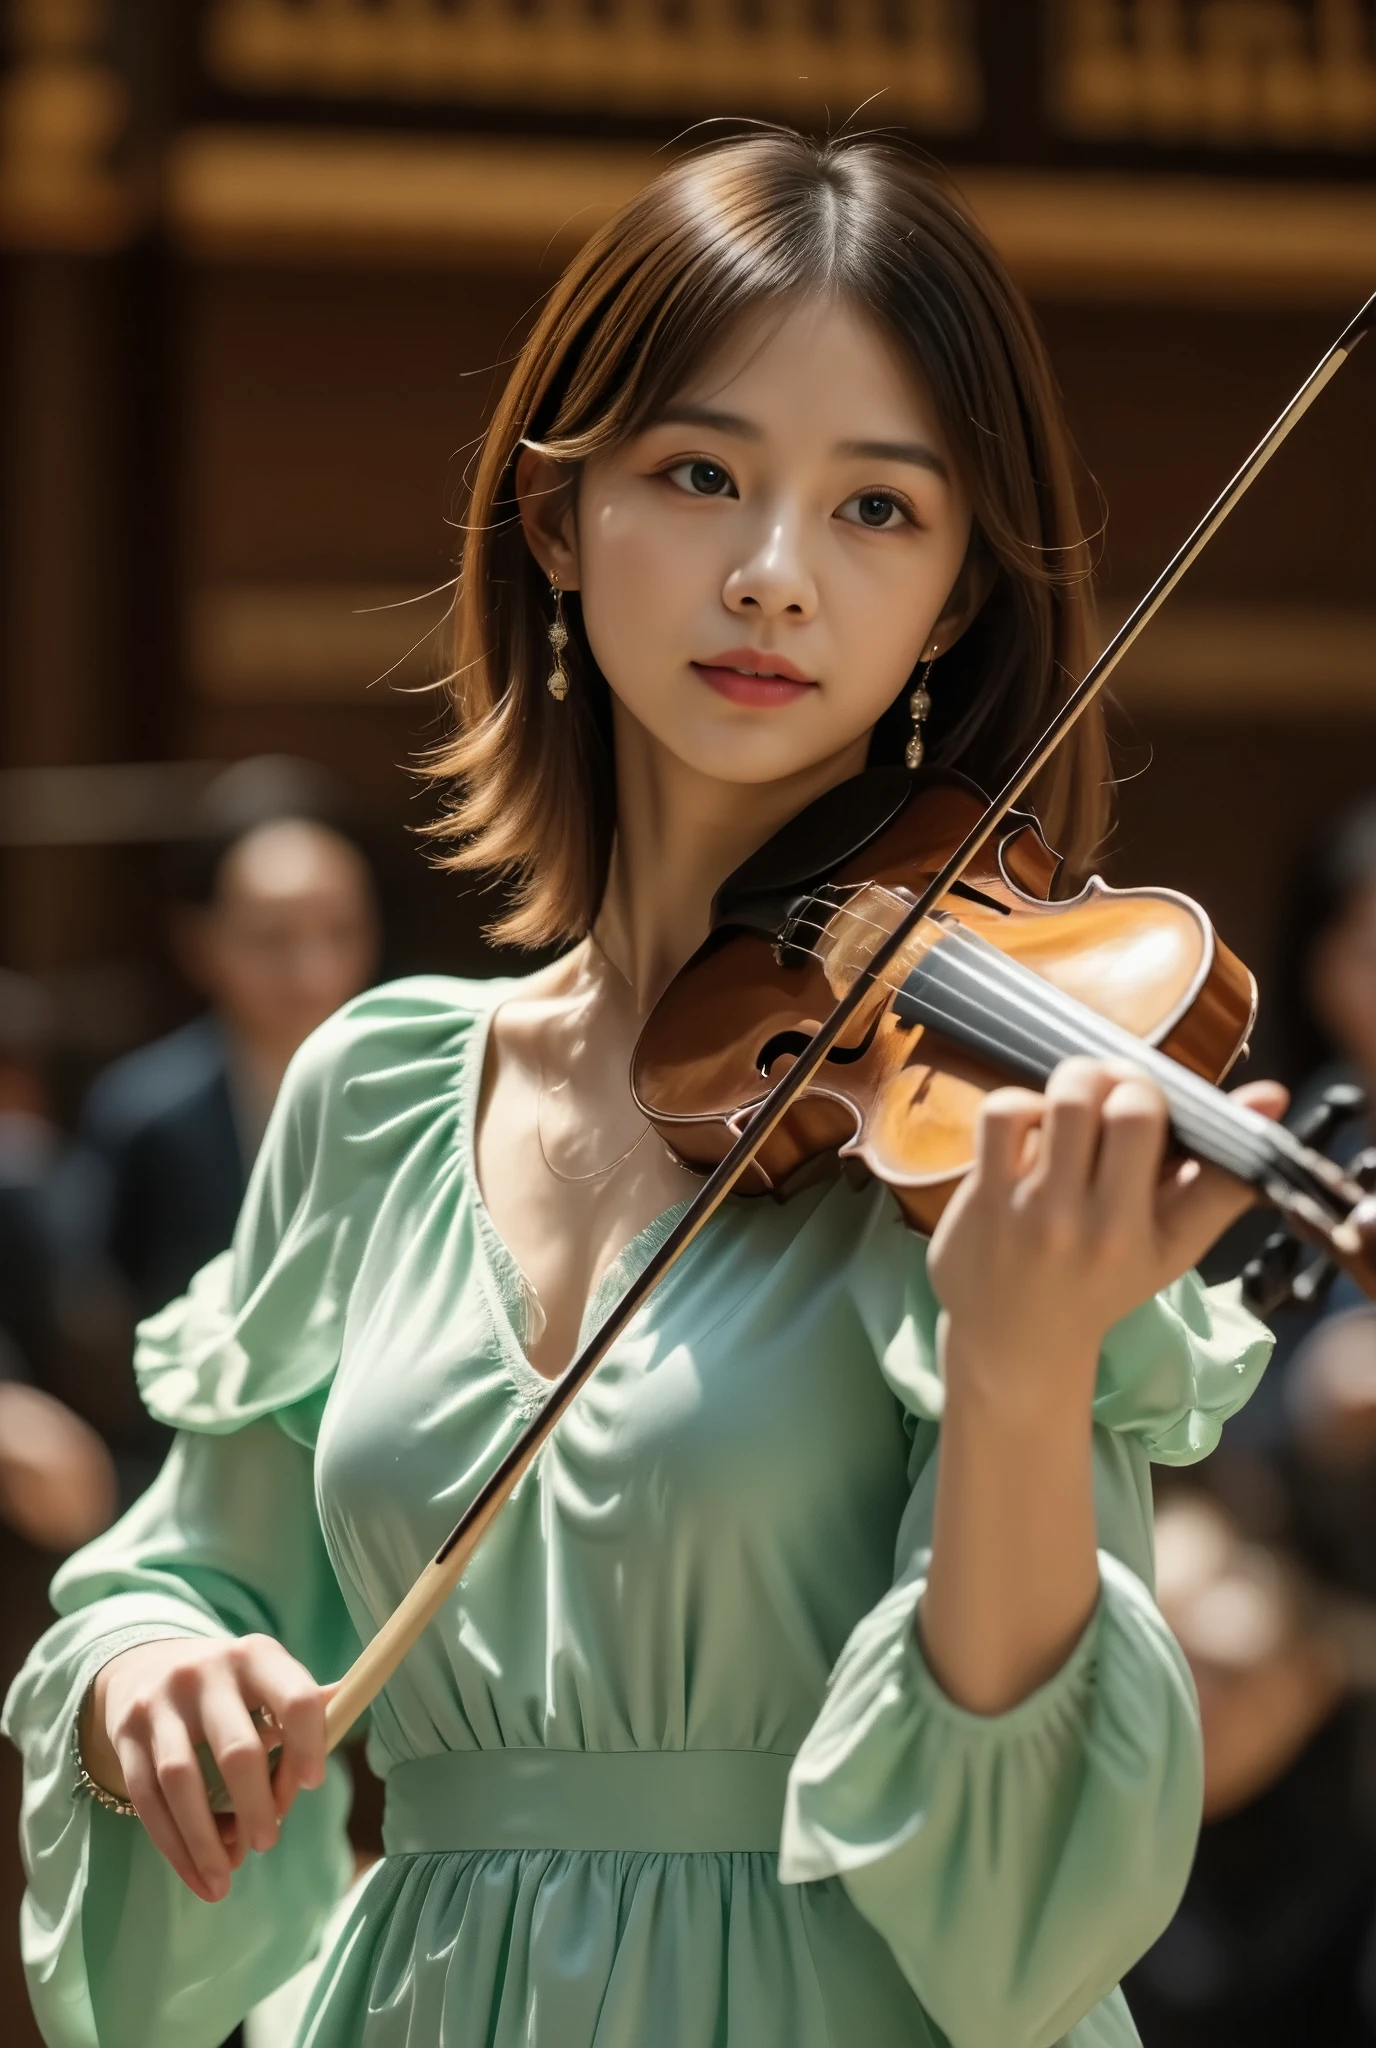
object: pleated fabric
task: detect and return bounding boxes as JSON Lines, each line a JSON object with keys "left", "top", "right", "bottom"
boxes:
{"left": 4, "top": 975, "right": 1274, "bottom": 2048}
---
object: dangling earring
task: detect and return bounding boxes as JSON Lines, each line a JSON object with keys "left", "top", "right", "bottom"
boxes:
{"left": 905, "top": 651, "right": 935, "bottom": 770}
{"left": 546, "top": 575, "right": 570, "bottom": 702}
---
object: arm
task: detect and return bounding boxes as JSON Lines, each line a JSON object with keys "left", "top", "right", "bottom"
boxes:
{"left": 2, "top": 1419, "right": 358, "bottom": 2048}
{"left": 779, "top": 1056, "right": 1281, "bottom": 2048}
{"left": 922, "top": 1057, "right": 1285, "bottom": 1715}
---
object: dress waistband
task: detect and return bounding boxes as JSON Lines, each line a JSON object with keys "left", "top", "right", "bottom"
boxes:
{"left": 382, "top": 1748, "right": 795, "bottom": 1855}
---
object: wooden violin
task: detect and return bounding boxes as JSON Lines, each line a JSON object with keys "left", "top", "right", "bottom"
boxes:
{"left": 312, "top": 290, "right": 1376, "bottom": 1761}
{"left": 633, "top": 764, "right": 1348, "bottom": 1243}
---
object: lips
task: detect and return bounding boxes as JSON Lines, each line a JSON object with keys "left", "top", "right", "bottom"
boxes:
{"left": 691, "top": 647, "right": 817, "bottom": 707}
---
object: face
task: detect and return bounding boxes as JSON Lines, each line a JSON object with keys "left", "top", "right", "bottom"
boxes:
{"left": 1310, "top": 884, "right": 1376, "bottom": 1080}
{"left": 183, "top": 820, "right": 380, "bottom": 1059}
{"left": 529, "top": 296, "right": 978, "bottom": 791}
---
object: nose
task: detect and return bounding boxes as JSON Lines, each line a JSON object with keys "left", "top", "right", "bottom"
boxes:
{"left": 722, "top": 513, "right": 818, "bottom": 622}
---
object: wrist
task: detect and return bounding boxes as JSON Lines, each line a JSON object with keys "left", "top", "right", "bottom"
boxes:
{"left": 78, "top": 1675, "right": 131, "bottom": 1804}
{"left": 940, "top": 1314, "right": 1101, "bottom": 1434}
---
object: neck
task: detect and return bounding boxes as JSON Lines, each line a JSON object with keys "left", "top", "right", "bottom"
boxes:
{"left": 592, "top": 702, "right": 871, "bottom": 1014}
{"left": 222, "top": 1025, "right": 296, "bottom": 1156}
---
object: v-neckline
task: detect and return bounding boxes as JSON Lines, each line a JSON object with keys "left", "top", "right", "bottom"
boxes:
{"left": 460, "top": 991, "right": 697, "bottom": 1402}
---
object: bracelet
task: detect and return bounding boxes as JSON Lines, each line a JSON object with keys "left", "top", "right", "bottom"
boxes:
{"left": 71, "top": 1696, "right": 138, "bottom": 1818}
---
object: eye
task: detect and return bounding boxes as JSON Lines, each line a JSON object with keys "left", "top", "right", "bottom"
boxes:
{"left": 839, "top": 490, "right": 912, "bottom": 531}
{"left": 665, "top": 458, "right": 737, "bottom": 499}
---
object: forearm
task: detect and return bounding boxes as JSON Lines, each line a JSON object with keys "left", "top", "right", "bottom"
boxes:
{"left": 919, "top": 1321, "right": 1100, "bottom": 1715}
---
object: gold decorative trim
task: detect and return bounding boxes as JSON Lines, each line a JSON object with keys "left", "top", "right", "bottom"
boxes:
{"left": 1053, "top": 0, "right": 1376, "bottom": 153}
{"left": 187, "top": 584, "right": 451, "bottom": 703}
{"left": 189, "top": 583, "right": 1376, "bottom": 716}
{"left": 957, "top": 167, "right": 1376, "bottom": 304}
{"left": 166, "top": 130, "right": 655, "bottom": 268}
{"left": 203, "top": 0, "right": 981, "bottom": 130}
{"left": 1105, "top": 603, "right": 1376, "bottom": 713}
{"left": 166, "top": 129, "right": 1376, "bottom": 307}
{"left": 0, "top": 4, "right": 141, "bottom": 252}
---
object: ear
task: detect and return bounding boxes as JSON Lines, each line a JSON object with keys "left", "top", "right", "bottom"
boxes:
{"left": 925, "top": 535, "right": 996, "bottom": 660}
{"left": 515, "top": 445, "right": 581, "bottom": 592}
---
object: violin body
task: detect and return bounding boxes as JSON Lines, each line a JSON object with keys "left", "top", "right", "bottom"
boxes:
{"left": 632, "top": 771, "right": 1259, "bottom": 1234}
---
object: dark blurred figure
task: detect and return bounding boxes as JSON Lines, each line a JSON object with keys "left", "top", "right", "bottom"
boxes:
{"left": 0, "top": 967, "right": 117, "bottom": 1548}
{"left": 77, "top": 760, "right": 382, "bottom": 1495}
{"left": 0, "top": 974, "right": 119, "bottom": 2048}
{"left": 1129, "top": 1485, "right": 1376, "bottom": 2048}
{"left": 0, "top": 971, "right": 62, "bottom": 1389}
{"left": 1129, "top": 796, "right": 1376, "bottom": 2047}
{"left": 1280, "top": 794, "right": 1376, "bottom": 1177}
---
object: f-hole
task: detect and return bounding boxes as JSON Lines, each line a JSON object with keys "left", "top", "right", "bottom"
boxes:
{"left": 757, "top": 1007, "right": 884, "bottom": 1077}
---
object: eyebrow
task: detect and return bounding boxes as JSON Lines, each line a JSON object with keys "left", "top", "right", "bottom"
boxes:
{"left": 836, "top": 437, "right": 949, "bottom": 481}
{"left": 652, "top": 407, "right": 949, "bottom": 481}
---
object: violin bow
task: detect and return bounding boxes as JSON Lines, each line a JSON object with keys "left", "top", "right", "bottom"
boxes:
{"left": 323, "top": 289, "right": 1376, "bottom": 1753}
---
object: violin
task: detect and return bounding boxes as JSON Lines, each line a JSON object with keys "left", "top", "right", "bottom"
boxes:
{"left": 308, "top": 290, "right": 1376, "bottom": 1765}
{"left": 633, "top": 765, "right": 1359, "bottom": 1247}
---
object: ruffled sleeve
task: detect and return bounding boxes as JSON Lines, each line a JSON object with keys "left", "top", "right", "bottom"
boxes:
{"left": 779, "top": 1204, "right": 1274, "bottom": 2048}
{"left": 2, "top": 977, "right": 492, "bottom": 2048}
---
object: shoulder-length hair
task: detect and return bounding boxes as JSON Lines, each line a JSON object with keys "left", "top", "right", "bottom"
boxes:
{"left": 425, "top": 129, "right": 1109, "bottom": 948}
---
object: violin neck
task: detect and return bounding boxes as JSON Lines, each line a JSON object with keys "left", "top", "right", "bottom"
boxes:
{"left": 892, "top": 922, "right": 1353, "bottom": 1228}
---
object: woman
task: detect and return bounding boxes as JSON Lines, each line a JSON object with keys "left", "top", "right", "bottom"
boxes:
{"left": 5, "top": 132, "right": 1280, "bottom": 2048}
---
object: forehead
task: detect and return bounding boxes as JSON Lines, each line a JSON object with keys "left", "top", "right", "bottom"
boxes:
{"left": 662, "top": 295, "right": 944, "bottom": 443}
{"left": 218, "top": 820, "right": 365, "bottom": 906}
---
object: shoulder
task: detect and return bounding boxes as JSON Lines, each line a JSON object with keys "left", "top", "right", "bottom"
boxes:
{"left": 277, "top": 973, "right": 516, "bottom": 1151}
{"left": 81, "top": 1017, "right": 225, "bottom": 1148}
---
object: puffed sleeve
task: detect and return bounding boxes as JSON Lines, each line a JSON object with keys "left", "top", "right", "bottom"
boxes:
{"left": 0, "top": 992, "right": 406, "bottom": 2048}
{"left": 779, "top": 1201, "right": 1274, "bottom": 2048}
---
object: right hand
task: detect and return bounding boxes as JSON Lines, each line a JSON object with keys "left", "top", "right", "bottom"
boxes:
{"left": 82, "top": 1635, "right": 328, "bottom": 1903}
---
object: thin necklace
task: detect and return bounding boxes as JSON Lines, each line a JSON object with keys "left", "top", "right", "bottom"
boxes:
{"left": 535, "top": 1062, "right": 654, "bottom": 1184}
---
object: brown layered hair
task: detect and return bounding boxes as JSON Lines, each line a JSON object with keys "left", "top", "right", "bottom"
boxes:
{"left": 425, "top": 130, "right": 1108, "bottom": 948}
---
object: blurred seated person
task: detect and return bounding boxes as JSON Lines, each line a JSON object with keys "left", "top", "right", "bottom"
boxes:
{"left": 80, "top": 760, "right": 381, "bottom": 1328}
{"left": 0, "top": 975, "right": 117, "bottom": 1553}
{"left": 1217, "top": 795, "right": 1376, "bottom": 1455}
{"left": 1128, "top": 1484, "right": 1376, "bottom": 2047}
{"left": 0, "top": 1354, "right": 117, "bottom": 1556}
{"left": 0, "top": 970, "right": 62, "bottom": 1390}
{"left": 1279, "top": 794, "right": 1376, "bottom": 1300}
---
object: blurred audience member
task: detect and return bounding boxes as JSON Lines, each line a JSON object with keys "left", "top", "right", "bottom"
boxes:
{"left": 81, "top": 760, "right": 381, "bottom": 1323}
{"left": 76, "top": 761, "right": 381, "bottom": 1500}
{"left": 1280, "top": 794, "right": 1376, "bottom": 1155}
{"left": 0, "top": 972, "right": 61, "bottom": 1387}
{"left": 1129, "top": 1487, "right": 1376, "bottom": 2046}
{"left": 1129, "top": 799, "right": 1376, "bottom": 2044}
{"left": 0, "top": 1372, "right": 116, "bottom": 1555}
{"left": 0, "top": 971, "right": 117, "bottom": 1552}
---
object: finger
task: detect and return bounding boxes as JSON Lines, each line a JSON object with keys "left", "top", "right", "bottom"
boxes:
{"left": 1094, "top": 1076, "right": 1170, "bottom": 1227}
{"left": 147, "top": 1707, "right": 234, "bottom": 1900}
{"left": 1036, "top": 1058, "right": 1119, "bottom": 1196}
{"left": 239, "top": 1637, "right": 327, "bottom": 1802}
{"left": 119, "top": 1740, "right": 226, "bottom": 1902}
{"left": 1232, "top": 1079, "right": 1288, "bottom": 1122}
{"left": 199, "top": 1674, "right": 280, "bottom": 1855}
{"left": 975, "top": 1088, "right": 1044, "bottom": 1189}
{"left": 1156, "top": 1153, "right": 1256, "bottom": 1266}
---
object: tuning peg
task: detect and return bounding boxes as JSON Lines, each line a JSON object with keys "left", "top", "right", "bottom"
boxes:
{"left": 1241, "top": 1231, "right": 1308, "bottom": 1317}
{"left": 1293, "top": 1081, "right": 1368, "bottom": 1153}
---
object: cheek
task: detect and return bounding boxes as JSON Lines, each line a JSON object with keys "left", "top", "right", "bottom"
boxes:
{"left": 578, "top": 491, "right": 699, "bottom": 682}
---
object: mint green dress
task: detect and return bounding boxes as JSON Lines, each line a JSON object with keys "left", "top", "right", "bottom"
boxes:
{"left": 4, "top": 975, "right": 1273, "bottom": 2048}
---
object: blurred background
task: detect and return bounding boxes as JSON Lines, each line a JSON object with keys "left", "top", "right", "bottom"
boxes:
{"left": 1, "top": 2, "right": 1375, "bottom": 2044}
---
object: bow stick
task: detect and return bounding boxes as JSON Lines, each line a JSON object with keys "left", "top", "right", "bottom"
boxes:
{"left": 321, "top": 290, "right": 1376, "bottom": 1755}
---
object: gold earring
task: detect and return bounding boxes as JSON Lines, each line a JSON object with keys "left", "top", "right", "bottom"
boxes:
{"left": 546, "top": 576, "right": 570, "bottom": 702}
{"left": 905, "top": 653, "right": 935, "bottom": 771}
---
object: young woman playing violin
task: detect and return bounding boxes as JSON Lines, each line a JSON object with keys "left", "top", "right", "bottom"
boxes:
{"left": 7, "top": 132, "right": 1286, "bottom": 2048}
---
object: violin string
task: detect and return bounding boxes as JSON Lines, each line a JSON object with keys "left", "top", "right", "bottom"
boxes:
{"left": 758, "top": 890, "right": 1320, "bottom": 1204}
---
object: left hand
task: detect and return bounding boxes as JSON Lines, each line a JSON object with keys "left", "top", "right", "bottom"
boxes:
{"left": 927, "top": 1057, "right": 1287, "bottom": 1413}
